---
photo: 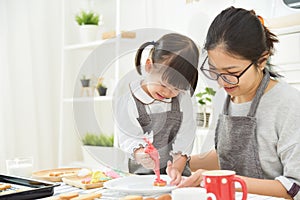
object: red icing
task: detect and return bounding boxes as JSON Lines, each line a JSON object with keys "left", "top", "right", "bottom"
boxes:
{"left": 144, "top": 138, "right": 166, "bottom": 185}
{"left": 154, "top": 178, "right": 167, "bottom": 185}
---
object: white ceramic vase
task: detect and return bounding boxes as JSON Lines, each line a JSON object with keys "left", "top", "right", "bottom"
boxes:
{"left": 78, "top": 25, "right": 99, "bottom": 43}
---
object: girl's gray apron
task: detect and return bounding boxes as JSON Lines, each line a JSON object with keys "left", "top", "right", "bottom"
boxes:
{"left": 129, "top": 96, "right": 191, "bottom": 176}
{"left": 215, "top": 69, "right": 270, "bottom": 178}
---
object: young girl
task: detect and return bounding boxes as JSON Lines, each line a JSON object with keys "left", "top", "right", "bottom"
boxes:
{"left": 115, "top": 33, "right": 199, "bottom": 184}
{"left": 178, "top": 7, "right": 300, "bottom": 199}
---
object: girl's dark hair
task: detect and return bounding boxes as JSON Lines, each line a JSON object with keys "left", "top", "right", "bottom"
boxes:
{"left": 204, "top": 6, "right": 280, "bottom": 78}
{"left": 135, "top": 33, "right": 199, "bottom": 96}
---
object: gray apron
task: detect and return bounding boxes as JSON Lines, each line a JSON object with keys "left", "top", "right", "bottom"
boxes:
{"left": 215, "top": 69, "right": 270, "bottom": 178}
{"left": 129, "top": 96, "right": 191, "bottom": 176}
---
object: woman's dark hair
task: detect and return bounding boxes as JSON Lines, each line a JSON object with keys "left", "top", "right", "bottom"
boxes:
{"left": 135, "top": 33, "right": 199, "bottom": 96}
{"left": 204, "top": 6, "right": 280, "bottom": 78}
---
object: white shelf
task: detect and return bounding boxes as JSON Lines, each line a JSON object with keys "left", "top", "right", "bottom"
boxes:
{"left": 63, "top": 96, "right": 113, "bottom": 103}
{"left": 64, "top": 37, "right": 136, "bottom": 51}
{"left": 59, "top": 0, "right": 120, "bottom": 167}
{"left": 64, "top": 39, "right": 112, "bottom": 51}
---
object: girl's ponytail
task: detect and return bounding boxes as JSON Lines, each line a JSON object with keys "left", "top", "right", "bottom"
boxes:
{"left": 135, "top": 41, "right": 157, "bottom": 75}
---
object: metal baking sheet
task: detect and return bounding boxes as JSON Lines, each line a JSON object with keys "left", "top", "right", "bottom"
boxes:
{"left": 0, "top": 173, "right": 59, "bottom": 200}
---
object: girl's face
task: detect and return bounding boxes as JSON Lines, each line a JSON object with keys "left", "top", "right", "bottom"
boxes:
{"left": 142, "top": 74, "right": 182, "bottom": 101}
{"left": 207, "top": 47, "right": 264, "bottom": 103}
{"left": 142, "top": 59, "right": 185, "bottom": 101}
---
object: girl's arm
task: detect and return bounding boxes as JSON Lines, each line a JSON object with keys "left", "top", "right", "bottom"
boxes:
{"left": 171, "top": 93, "right": 196, "bottom": 158}
{"left": 237, "top": 176, "right": 292, "bottom": 199}
{"left": 172, "top": 154, "right": 188, "bottom": 174}
{"left": 115, "top": 94, "right": 147, "bottom": 156}
{"left": 190, "top": 149, "right": 220, "bottom": 171}
{"left": 166, "top": 154, "right": 188, "bottom": 185}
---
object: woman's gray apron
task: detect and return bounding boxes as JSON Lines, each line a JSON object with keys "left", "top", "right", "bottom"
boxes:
{"left": 215, "top": 69, "right": 270, "bottom": 178}
{"left": 129, "top": 96, "right": 191, "bottom": 176}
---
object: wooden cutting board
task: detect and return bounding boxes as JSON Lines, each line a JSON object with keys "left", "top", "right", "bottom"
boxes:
{"left": 62, "top": 175, "right": 104, "bottom": 190}
{"left": 32, "top": 168, "right": 81, "bottom": 182}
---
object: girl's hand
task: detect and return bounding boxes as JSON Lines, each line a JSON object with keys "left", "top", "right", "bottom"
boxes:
{"left": 177, "top": 169, "right": 207, "bottom": 188}
{"left": 134, "top": 148, "right": 155, "bottom": 169}
{"left": 166, "top": 160, "right": 182, "bottom": 186}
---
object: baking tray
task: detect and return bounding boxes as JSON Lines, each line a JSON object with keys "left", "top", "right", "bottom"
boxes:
{"left": 0, "top": 173, "right": 60, "bottom": 200}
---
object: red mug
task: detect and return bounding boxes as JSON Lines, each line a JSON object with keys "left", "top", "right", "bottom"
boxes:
{"left": 202, "top": 170, "right": 247, "bottom": 200}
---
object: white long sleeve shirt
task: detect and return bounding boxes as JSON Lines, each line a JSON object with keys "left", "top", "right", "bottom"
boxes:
{"left": 114, "top": 79, "right": 196, "bottom": 159}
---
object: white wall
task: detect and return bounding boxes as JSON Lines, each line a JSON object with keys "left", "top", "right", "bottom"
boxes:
{"left": 118, "top": 0, "right": 300, "bottom": 45}
{"left": 119, "top": 0, "right": 237, "bottom": 46}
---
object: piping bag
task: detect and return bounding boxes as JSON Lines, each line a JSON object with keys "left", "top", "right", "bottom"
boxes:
{"left": 144, "top": 138, "right": 166, "bottom": 185}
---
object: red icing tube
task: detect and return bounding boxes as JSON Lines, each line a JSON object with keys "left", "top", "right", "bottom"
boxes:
{"left": 144, "top": 138, "right": 166, "bottom": 186}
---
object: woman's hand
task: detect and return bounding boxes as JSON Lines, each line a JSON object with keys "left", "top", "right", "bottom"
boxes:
{"left": 166, "top": 160, "right": 182, "bottom": 185}
{"left": 177, "top": 169, "right": 207, "bottom": 188}
{"left": 134, "top": 148, "right": 155, "bottom": 169}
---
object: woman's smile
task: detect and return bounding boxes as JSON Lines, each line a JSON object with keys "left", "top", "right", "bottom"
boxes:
{"left": 224, "top": 85, "right": 238, "bottom": 93}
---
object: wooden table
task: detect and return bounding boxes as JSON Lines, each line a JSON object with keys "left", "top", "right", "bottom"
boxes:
{"left": 39, "top": 182, "right": 286, "bottom": 200}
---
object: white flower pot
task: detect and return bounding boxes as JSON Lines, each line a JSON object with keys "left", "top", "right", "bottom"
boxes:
{"left": 196, "top": 112, "right": 211, "bottom": 128}
{"left": 82, "top": 145, "right": 128, "bottom": 172}
{"left": 78, "top": 25, "right": 99, "bottom": 43}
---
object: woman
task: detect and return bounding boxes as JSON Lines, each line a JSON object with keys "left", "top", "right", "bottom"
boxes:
{"left": 177, "top": 7, "right": 300, "bottom": 199}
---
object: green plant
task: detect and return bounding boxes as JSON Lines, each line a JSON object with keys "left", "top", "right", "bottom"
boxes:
{"left": 95, "top": 77, "right": 107, "bottom": 96}
{"left": 195, "top": 87, "right": 216, "bottom": 127}
{"left": 96, "top": 82, "right": 106, "bottom": 89}
{"left": 75, "top": 10, "right": 100, "bottom": 26}
{"left": 196, "top": 87, "right": 216, "bottom": 106}
{"left": 82, "top": 133, "right": 114, "bottom": 147}
{"left": 81, "top": 75, "right": 88, "bottom": 80}
{"left": 96, "top": 77, "right": 107, "bottom": 89}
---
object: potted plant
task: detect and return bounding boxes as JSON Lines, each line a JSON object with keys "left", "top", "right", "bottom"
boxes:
{"left": 80, "top": 75, "right": 90, "bottom": 87}
{"left": 195, "top": 87, "right": 216, "bottom": 128}
{"left": 82, "top": 132, "right": 114, "bottom": 147}
{"left": 75, "top": 10, "right": 101, "bottom": 43}
{"left": 96, "top": 77, "right": 107, "bottom": 96}
{"left": 81, "top": 132, "right": 128, "bottom": 171}
{"left": 81, "top": 132, "right": 113, "bottom": 166}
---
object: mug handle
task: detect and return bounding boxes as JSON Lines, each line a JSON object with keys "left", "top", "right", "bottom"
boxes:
{"left": 233, "top": 177, "right": 248, "bottom": 200}
{"left": 207, "top": 192, "right": 216, "bottom": 200}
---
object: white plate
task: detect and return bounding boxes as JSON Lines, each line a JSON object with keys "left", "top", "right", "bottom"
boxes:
{"left": 103, "top": 175, "right": 177, "bottom": 195}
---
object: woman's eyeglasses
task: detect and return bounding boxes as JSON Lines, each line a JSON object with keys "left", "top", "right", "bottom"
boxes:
{"left": 200, "top": 56, "right": 254, "bottom": 85}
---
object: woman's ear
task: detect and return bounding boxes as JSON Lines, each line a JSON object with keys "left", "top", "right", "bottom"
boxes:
{"left": 258, "top": 52, "right": 269, "bottom": 71}
{"left": 145, "top": 58, "right": 153, "bottom": 73}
